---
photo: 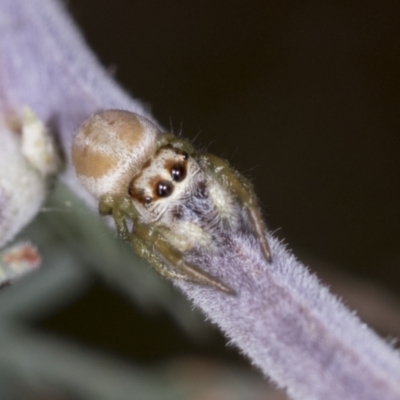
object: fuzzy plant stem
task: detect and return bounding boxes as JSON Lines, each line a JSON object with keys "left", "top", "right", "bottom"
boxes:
{"left": 0, "top": 1, "right": 399, "bottom": 399}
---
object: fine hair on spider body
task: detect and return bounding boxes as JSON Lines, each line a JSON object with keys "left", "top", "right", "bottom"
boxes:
{"left": 72, "top": 110, "right": 271, "bottom": 294}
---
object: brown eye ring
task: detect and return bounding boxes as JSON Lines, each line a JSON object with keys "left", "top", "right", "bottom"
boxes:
{"left": 171, "top": 163, "right": 187, "bottom": 182}
{"left": 156, "top": 180, "right": 173, "bottom": 197}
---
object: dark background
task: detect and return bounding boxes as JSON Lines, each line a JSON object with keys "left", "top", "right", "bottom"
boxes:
{"left": 45, "top": 0, "right": 400, "bottom": 369}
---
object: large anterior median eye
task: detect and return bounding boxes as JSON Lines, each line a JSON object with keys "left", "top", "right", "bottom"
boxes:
{"left": 156, "top": 180, "right": 173, "bottom": 197}
{"left": 171, "top": 163, "right": 187, "bottom": 182}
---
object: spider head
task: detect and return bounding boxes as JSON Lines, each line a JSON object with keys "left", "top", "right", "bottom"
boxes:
{"left": 128, "top": 145, "right": 195, "bottom": 219}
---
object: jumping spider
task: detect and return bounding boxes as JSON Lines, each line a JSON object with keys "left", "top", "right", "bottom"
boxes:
{"left": 72, "top": 110, "right": 272, "bottom": 294}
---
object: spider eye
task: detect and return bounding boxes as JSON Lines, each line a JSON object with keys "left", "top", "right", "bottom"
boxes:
{"left": 171, "top": 163, "right": 187, "bottom": 182}
{"left": 144, "top": 196, "right": 153, "bottom": 204}
{"left": 156, "top": 180, "right": 173, "bottom": 197}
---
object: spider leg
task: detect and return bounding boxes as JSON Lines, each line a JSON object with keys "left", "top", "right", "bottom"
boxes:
{"left": 195, "top": 153, "right": 272, "bottom": 262}
{"left": 99, "top": 195, "right": 130, "bottom": 241}
{"left": 131, "top": 221, "right": 235, "bottom": 294}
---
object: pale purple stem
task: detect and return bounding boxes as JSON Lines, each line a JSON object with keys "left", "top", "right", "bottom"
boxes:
{"left": 0, "top": 1, "right": 399, "bottom": 399}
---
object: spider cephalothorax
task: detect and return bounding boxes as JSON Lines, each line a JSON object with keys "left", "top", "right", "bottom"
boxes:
{"left": 128, "top": 145, "right": 194, "bottom": 222}
{"left": 72, "top": 110, "right": 271, "bottom": 294}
